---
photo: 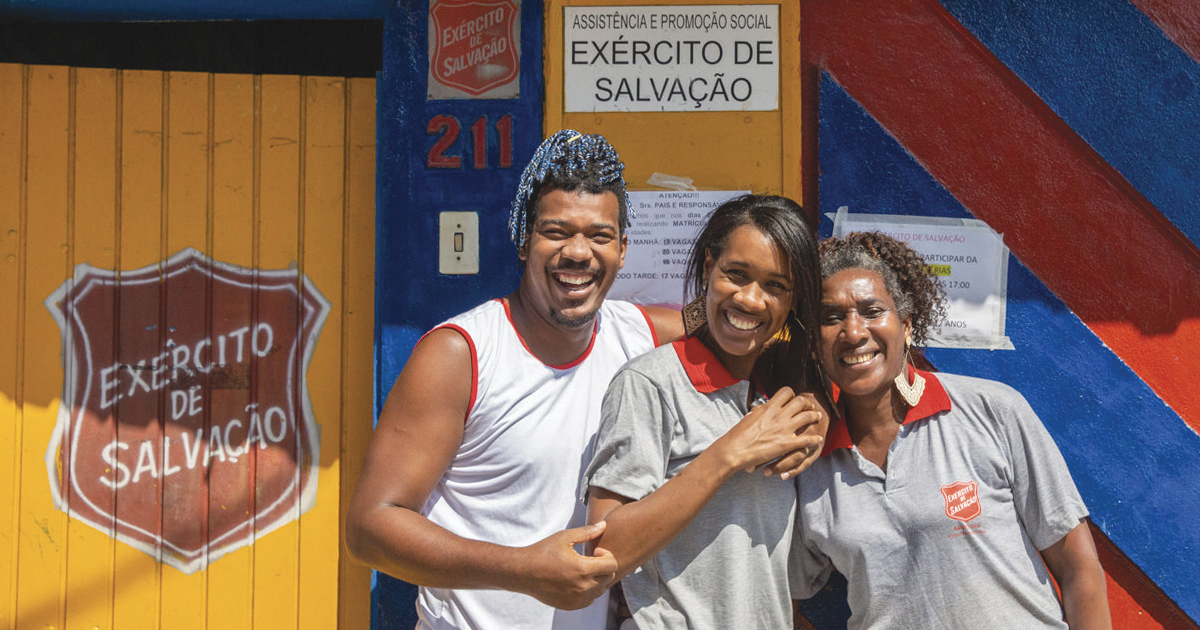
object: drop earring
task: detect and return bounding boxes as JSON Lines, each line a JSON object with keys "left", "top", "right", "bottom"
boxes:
{"left": 893, "top": 334, "right": 925, "bottom": 407}
{"left": 683, "top": 290, "right": 707, "bottom": 337}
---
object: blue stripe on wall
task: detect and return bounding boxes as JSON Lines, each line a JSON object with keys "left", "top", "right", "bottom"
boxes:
{"left": 938, "top": 0, "right": 1200, "bottom": 251}
{"left": 0, "top": 0, "right": 388, "bottom": 20}
{"left": 818, "top": 75, "right": 1200, "bottom": 618}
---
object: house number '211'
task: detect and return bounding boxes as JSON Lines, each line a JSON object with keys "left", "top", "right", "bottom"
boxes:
{"left": 426, "top": 114, "right": 513, "bottom": 169}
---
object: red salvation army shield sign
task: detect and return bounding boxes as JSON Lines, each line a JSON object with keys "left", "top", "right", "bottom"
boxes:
{"left": 941, "top": 480, "right": 982, "bottom": 523}
{"left": 43, "top": 248, "right": 329, "bottom": 574}
{"left": 429, "top": 0, "right": 520, "bottom": 97}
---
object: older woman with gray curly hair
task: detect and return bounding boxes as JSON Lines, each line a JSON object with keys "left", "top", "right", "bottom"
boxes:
{"left": 791, "top": 231, "right": 1110, "bottom": 630}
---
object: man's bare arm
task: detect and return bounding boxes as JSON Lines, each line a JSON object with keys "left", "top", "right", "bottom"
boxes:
{"left": 344, "top": 328, "right": 617, "bottom": 610}
{"left": 643, "top": 305, "right": 684, "bottom": 346}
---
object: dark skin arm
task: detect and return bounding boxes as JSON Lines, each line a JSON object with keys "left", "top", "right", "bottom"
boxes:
{"left": 1041, "top": 520, "right": 1111, "bottom": 629}
{"left": 587, "top": 388, "right": 827, "bottom": 582}
{"left": 642, "top": 305, "right": 685, "bottom": 346}
{"left": 344, "top": 328, "right": 618, "bottom": 610}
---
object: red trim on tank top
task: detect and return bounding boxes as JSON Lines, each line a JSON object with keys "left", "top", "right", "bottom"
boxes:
{"left": 634, "top": 304, "right": 660, "bottom": 347}
{"left": 422, "top": 324, "right": 479, "bottom": 424}
{"left": 500, "top": 298, "right": 599, "bottom": 370}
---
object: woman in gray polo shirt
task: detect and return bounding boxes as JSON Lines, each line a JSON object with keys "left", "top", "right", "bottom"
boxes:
{"left": 794, "top": 231, "right": 1110, "bottom": 629}
{"left": 582, "top": 194, "right": 831, "bottom": 629}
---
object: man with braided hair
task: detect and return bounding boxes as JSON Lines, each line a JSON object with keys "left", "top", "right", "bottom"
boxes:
{"left": 347, "top": 130, "right": 683, "bottom": 630}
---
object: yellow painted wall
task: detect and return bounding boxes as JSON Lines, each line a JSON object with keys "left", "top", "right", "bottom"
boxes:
{"left": 0, "top": 63, "right": 373, "bottom": 630}
{"left": 544, "top": 0, "right": 802, "bottom": 200}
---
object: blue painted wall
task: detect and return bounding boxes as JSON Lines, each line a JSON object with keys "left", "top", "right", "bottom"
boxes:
{"left": 373, "top": 1, "right": 544, "bottom": 626}
{"left": 0, "top": 0, "right": 388, "bottom": 20}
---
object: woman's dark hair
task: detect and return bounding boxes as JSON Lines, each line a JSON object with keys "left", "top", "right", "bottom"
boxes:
{"left": 818, "top": 231, "right": 947, "bottom": 349}
{"left": 684, "top": 194, "right": 824, "bottom": 398}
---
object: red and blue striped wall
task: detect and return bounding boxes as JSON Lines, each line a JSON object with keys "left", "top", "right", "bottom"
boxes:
{"left": 801, "top": 0, "right": 1200, "bottom": 627}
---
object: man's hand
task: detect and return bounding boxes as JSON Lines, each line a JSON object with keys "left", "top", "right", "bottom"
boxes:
{"left": 715, "top": 387, "right": 825, "bottom": 480}
{"left": 516, "top": 522, "right": 620, "bottom": 610}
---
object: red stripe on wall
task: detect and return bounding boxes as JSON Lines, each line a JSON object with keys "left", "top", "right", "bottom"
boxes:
{"left": 1130, "top": 0, "right": 1200, "bottom": 65}
{"left": 801, "top": 0, "right": 1200, "bottom": 437}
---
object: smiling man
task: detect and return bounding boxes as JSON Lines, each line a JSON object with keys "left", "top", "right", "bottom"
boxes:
{"left": 346, "top": 130, "right": 682, "bottom": 630}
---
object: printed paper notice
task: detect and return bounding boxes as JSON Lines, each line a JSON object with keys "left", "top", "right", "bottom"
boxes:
{"left": 611, "top": 190, "right": 746, "bottom": 308}
{"left": 564, "top": 5, "right": 779, "bottom": 112}
{"left": 832, "top": 208, "right": 1014, "bottom": 350}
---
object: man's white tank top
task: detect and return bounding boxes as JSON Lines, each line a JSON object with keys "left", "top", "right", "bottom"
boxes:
{"left": 416, "top": 298, "right": 658, "bottom": 630}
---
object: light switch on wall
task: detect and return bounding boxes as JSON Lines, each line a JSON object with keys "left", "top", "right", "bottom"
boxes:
{"left": 439, "top": 211, "right": 479, "bottom": 275}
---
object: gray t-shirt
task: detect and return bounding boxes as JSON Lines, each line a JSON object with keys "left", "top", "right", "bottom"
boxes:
{"left": 583, "top": 338, "right": 800, "bottom": 629}
{"left": 793, "top": 371, "right": 1089, "bottom": 629}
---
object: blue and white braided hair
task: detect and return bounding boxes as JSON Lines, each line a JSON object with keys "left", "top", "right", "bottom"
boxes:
{"left": 508, "top": 129, "right": 633, "bottom": 248}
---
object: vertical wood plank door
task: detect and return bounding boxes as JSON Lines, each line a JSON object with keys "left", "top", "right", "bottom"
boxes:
{"left": 0, "top": 62, "right": 374, "bottom": 630}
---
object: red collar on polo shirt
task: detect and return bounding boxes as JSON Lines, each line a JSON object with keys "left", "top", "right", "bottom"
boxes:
{"left": 671, "top": 336, "right": 741, "bottom": 393}
{"left": 820, "top": 367, "right": 952, "bottom": 456}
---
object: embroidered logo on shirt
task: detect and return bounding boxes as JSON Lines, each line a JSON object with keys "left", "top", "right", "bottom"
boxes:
{"left": 941, "top": 480, "right": 982, "bottom": 523}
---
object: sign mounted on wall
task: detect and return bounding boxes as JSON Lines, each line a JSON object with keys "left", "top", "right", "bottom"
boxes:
{"left": 43, "top": 248, "right": 330, "bottom": 574}
{"left": 563, "top": 4, "right": 780, "bottom": 112}
{"left": 830, "top": 208, "right": 1013, "bottom": 350}
{"left": 428, "top": 0, "right": 521, "bottom": 99}
{"left": 610, "top": 190, "right": 746, "bottom": 308}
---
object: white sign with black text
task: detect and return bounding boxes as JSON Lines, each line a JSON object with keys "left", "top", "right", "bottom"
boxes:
{"left": 563, "top": 5, "right": 779, "bottom": 112}
{"left": 610, "top": 190, "right": 747, "bottom": 308}
{"left": 831, "top": 208, "right": 1013, "bottom": 350}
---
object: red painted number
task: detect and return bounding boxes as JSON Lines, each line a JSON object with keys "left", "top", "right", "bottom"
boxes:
{"left": 427, "top": 115, "right": 462, "bottom": 169}
{"left": 496, "top": 114, "right": 513, "bottom": 168}
{"left": 472, "top": 116, "right": 488, "bottom": 170}
{"left": 426, "top": 114, "right": 514, "bottom": 170}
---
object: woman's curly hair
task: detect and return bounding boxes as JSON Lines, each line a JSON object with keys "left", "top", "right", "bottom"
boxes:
{"left": 818, "top": 232, "right": 947, "bottom": 349}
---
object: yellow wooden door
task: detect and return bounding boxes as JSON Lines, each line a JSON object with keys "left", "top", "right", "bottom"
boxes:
{"left": 0, "top": 63, "right": 373, "bottom": 630}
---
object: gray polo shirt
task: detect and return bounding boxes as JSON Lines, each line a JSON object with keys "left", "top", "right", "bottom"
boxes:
{"left": 793, "top": 370, "right": 1089, "bottom": 629}
{"left": 583, "top": 337, "right": 799, "bottom": 629}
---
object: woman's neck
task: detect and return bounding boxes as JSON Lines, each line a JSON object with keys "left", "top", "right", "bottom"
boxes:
{"left": 843, "top": 387, "right": 907, "bottom": 442}
{"left": 698, "top": 330, "right": 759, "bottom": 381}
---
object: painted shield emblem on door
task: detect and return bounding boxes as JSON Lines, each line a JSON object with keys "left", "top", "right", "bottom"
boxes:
{"left": 941, "top": 480, "right": 982, "bottom": 523}
{"left": 429, "top": 0, "right": 520, "bottom": 97}
{"left": 43, "top": 248, "right": 329, "bottom": 574}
